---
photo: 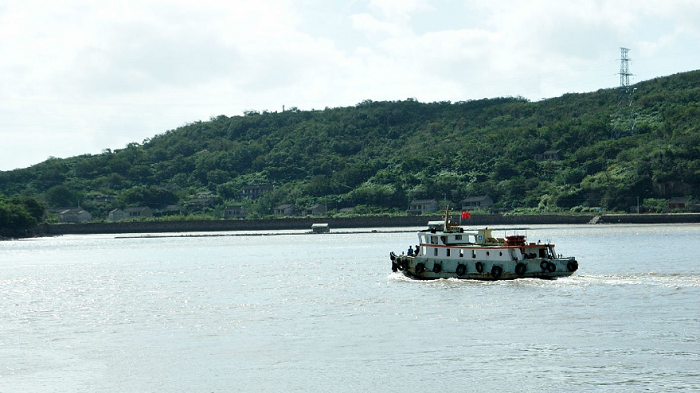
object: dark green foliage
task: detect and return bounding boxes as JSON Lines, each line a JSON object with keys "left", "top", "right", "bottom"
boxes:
{"left": 1, "top": 70, "right": 700, "bottom": 218}
{"left": 117, "top": 186, "right": 179, "bottom": 208}
{"left": 0, "top": 194, "right": 45, "bottom": 238}
{"left": 45, "top": 185, "right": 79, "bottom": 208}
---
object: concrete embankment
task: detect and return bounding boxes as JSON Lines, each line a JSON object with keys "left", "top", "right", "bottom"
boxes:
{"left": 32, "top": 213, "right": 700, "bottom": 236}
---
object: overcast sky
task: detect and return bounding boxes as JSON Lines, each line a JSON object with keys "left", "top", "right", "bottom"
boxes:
{"left": 1, "top": 0, "right": 699, "bottom": 171}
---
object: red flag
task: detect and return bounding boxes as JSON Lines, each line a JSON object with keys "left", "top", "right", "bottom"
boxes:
{"left": 461, "top": 211, "right": 471, "bottom": 219}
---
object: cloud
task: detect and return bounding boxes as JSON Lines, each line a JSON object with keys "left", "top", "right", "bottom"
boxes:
{"left": 68, "top": 23, "right": 243, "bottom": 94}
{"left": 344, "top": 0, "right": 700, "bottom": 99}
{"left": 1, "top": 0, "right": 700, "bottom": 170}
{"left": 367, "top": 0, "right": 432, "bottom": 17}
{"left": 351, "top": 13, "right": 403, "bottom": 38}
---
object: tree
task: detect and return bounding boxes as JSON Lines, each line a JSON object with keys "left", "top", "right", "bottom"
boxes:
{"left": 45, "top": 185, "right": 78, "bottom": 207}
{"left": 117, "top": 186, "right": 179, "bottom": 208}
{"left": 0, "top": 194, "right": 45, "bottom": 238}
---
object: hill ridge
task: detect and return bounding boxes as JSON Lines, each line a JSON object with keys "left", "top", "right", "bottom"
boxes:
{"left": 1, "top": 69, "right": 699, "bottom": 221}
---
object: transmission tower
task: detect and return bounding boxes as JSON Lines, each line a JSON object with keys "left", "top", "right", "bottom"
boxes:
{"left": 612, "top": 47, "right": 636, "bottom": 139}
{"left": 619, "top": 47, "right": 631, "bottom": 87}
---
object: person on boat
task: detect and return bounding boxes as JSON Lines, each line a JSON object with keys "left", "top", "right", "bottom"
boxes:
{"left": 408, "top": 246, "right": 414, "bottom": 256}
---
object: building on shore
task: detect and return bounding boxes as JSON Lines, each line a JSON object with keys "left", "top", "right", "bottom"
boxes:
{"left": 461, "top": 195, "right": 494, "bottom": 211}
{"left": 224, "top": 204, "right": 247, "bottom": 219}
{"left": 59, "top": 208, "right": 92, "bottom": 223}
{"left": 241, "top": 184, "right": 274, "bottom": 199}
{"left": 408, "top": 199, "right": 439, "bottom": 214}
{"left": 273, "top": 204, "right": 295, "bottom": 216}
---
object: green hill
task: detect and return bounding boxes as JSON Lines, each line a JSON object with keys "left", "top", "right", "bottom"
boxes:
{"left": 1, "top": 69, "right": 699, "bottom": 222}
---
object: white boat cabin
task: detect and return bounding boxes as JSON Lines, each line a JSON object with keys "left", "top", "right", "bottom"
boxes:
{"left": 416, "top": 224, "right": 559, "bottom": 262}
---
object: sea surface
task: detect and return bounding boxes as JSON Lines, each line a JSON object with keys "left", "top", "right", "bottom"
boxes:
{"left": 1, "top": 224, "right": 699, "bottom": 392}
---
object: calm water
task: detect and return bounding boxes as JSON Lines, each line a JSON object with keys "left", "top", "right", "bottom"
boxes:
{"left": 1, "top": 224, "right": 699, "bottom": 392}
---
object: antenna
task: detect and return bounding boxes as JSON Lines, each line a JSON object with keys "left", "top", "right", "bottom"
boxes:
{"left": 612, "top": 47, "right": 636, "bottom": 139}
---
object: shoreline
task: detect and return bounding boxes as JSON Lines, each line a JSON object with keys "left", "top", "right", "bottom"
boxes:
{"left": 29, "top": 213, "right": 700, "bottom": 237}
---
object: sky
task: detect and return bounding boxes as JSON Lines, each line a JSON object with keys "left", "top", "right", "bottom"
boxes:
{"left": 1, "top": 0, "right": 700, "bottom": 171}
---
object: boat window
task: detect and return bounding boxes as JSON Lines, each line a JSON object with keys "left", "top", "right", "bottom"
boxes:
{"left": 455, "top": 235, "right": 462, "bottom": 240}
{"left": 499, "top": 252, "right": 503, "bottom": 256}
{"left": 460, "top": 249, "right": 464, "bottom": 258}
{"left": 486, "top": 251, "right": 490, "bottom": 256}
{"left": 434, "top": 248, "right": 438, "bottom": 256}
{"left": 472, "top": 250, "right": 476, "bottom": 258}
{"left": 446, "top": 249, "right": 451, "bottom": 257}
{"left": 430, "top": 236, "right": 438, "bottom": 245}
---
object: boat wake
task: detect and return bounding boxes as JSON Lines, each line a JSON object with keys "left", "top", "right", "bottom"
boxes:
{"left": 572, "top": 273, "right": 700, "bottom": 288}
{"left": 388, "top": 271, "right": 700, "bottom": 289}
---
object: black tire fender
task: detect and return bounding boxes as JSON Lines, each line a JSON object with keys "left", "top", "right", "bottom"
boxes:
{"left": 515, "top": 263, "right": 526, "bottom": 275}
{"left": 475, "top": 261, "right": 484, "bottom": 273}
{"left": 491, "top": 265, "right": 503, "bottom": 279}
{"left": 456, "top": 264, "right": 466, "bottom": 276}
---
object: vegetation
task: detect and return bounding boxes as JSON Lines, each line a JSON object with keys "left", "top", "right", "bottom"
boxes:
{"left": 0, "top": 194, "right": 44, "bottom": 238}
{"left": 1, "top": 70, "right": 699, "bottom": 228}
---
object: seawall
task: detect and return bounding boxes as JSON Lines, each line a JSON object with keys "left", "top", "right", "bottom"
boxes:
{"left": 32, "top": 213, "right": 700, "bottom": 236}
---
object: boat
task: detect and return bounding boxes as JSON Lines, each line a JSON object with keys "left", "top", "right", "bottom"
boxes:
{"left": 390, "top": 213, "right": 578, "bottom": 280}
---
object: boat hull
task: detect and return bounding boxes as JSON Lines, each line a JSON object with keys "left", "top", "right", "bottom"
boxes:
{"left": 391, "top": 255, "right": 577, "bottom": 281}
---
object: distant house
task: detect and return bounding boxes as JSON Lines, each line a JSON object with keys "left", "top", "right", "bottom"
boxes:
{"left": 668, "top": 197, "right": 688, "bottom": 210}
{"left": 224, "top": 204, "right": 246, "bottom": 219}
{"left": 409, "top": 199, "right": 439, "bottom": 214}
{"left": 461, "top": 195, "right": 494, "bottom": 211}
{"left": 339, "top": 207, "right": 355, "bottom": 214}
{"left": 108, "top": 209, "right": 127, "bottom": 222}
{"left": 535, "top": 149, "right": 561, "bottom": 162}
{"left": 303, "top": 204, "right": 327, "bottom": 216}
{"left": 668, "top": 197, "right": 699, "bottom": 211}
{"left": 109, "top": 207, "right": 153, "bottom": 221}
{"left": 241, "top": 184, "right": 274, "bottom": 199}
{"left": 125, "top": 207, "right": 152, "bottom": 218}
{"left": 273, "top": 204, "right": 295, "bottom": 216}
{"left": 59, "top": 208, "right": 92, "bottom": 223}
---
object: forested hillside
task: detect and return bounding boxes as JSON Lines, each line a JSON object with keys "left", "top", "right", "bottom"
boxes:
{"left": 1, "top": 69, "right": 699, "bottom": 221}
